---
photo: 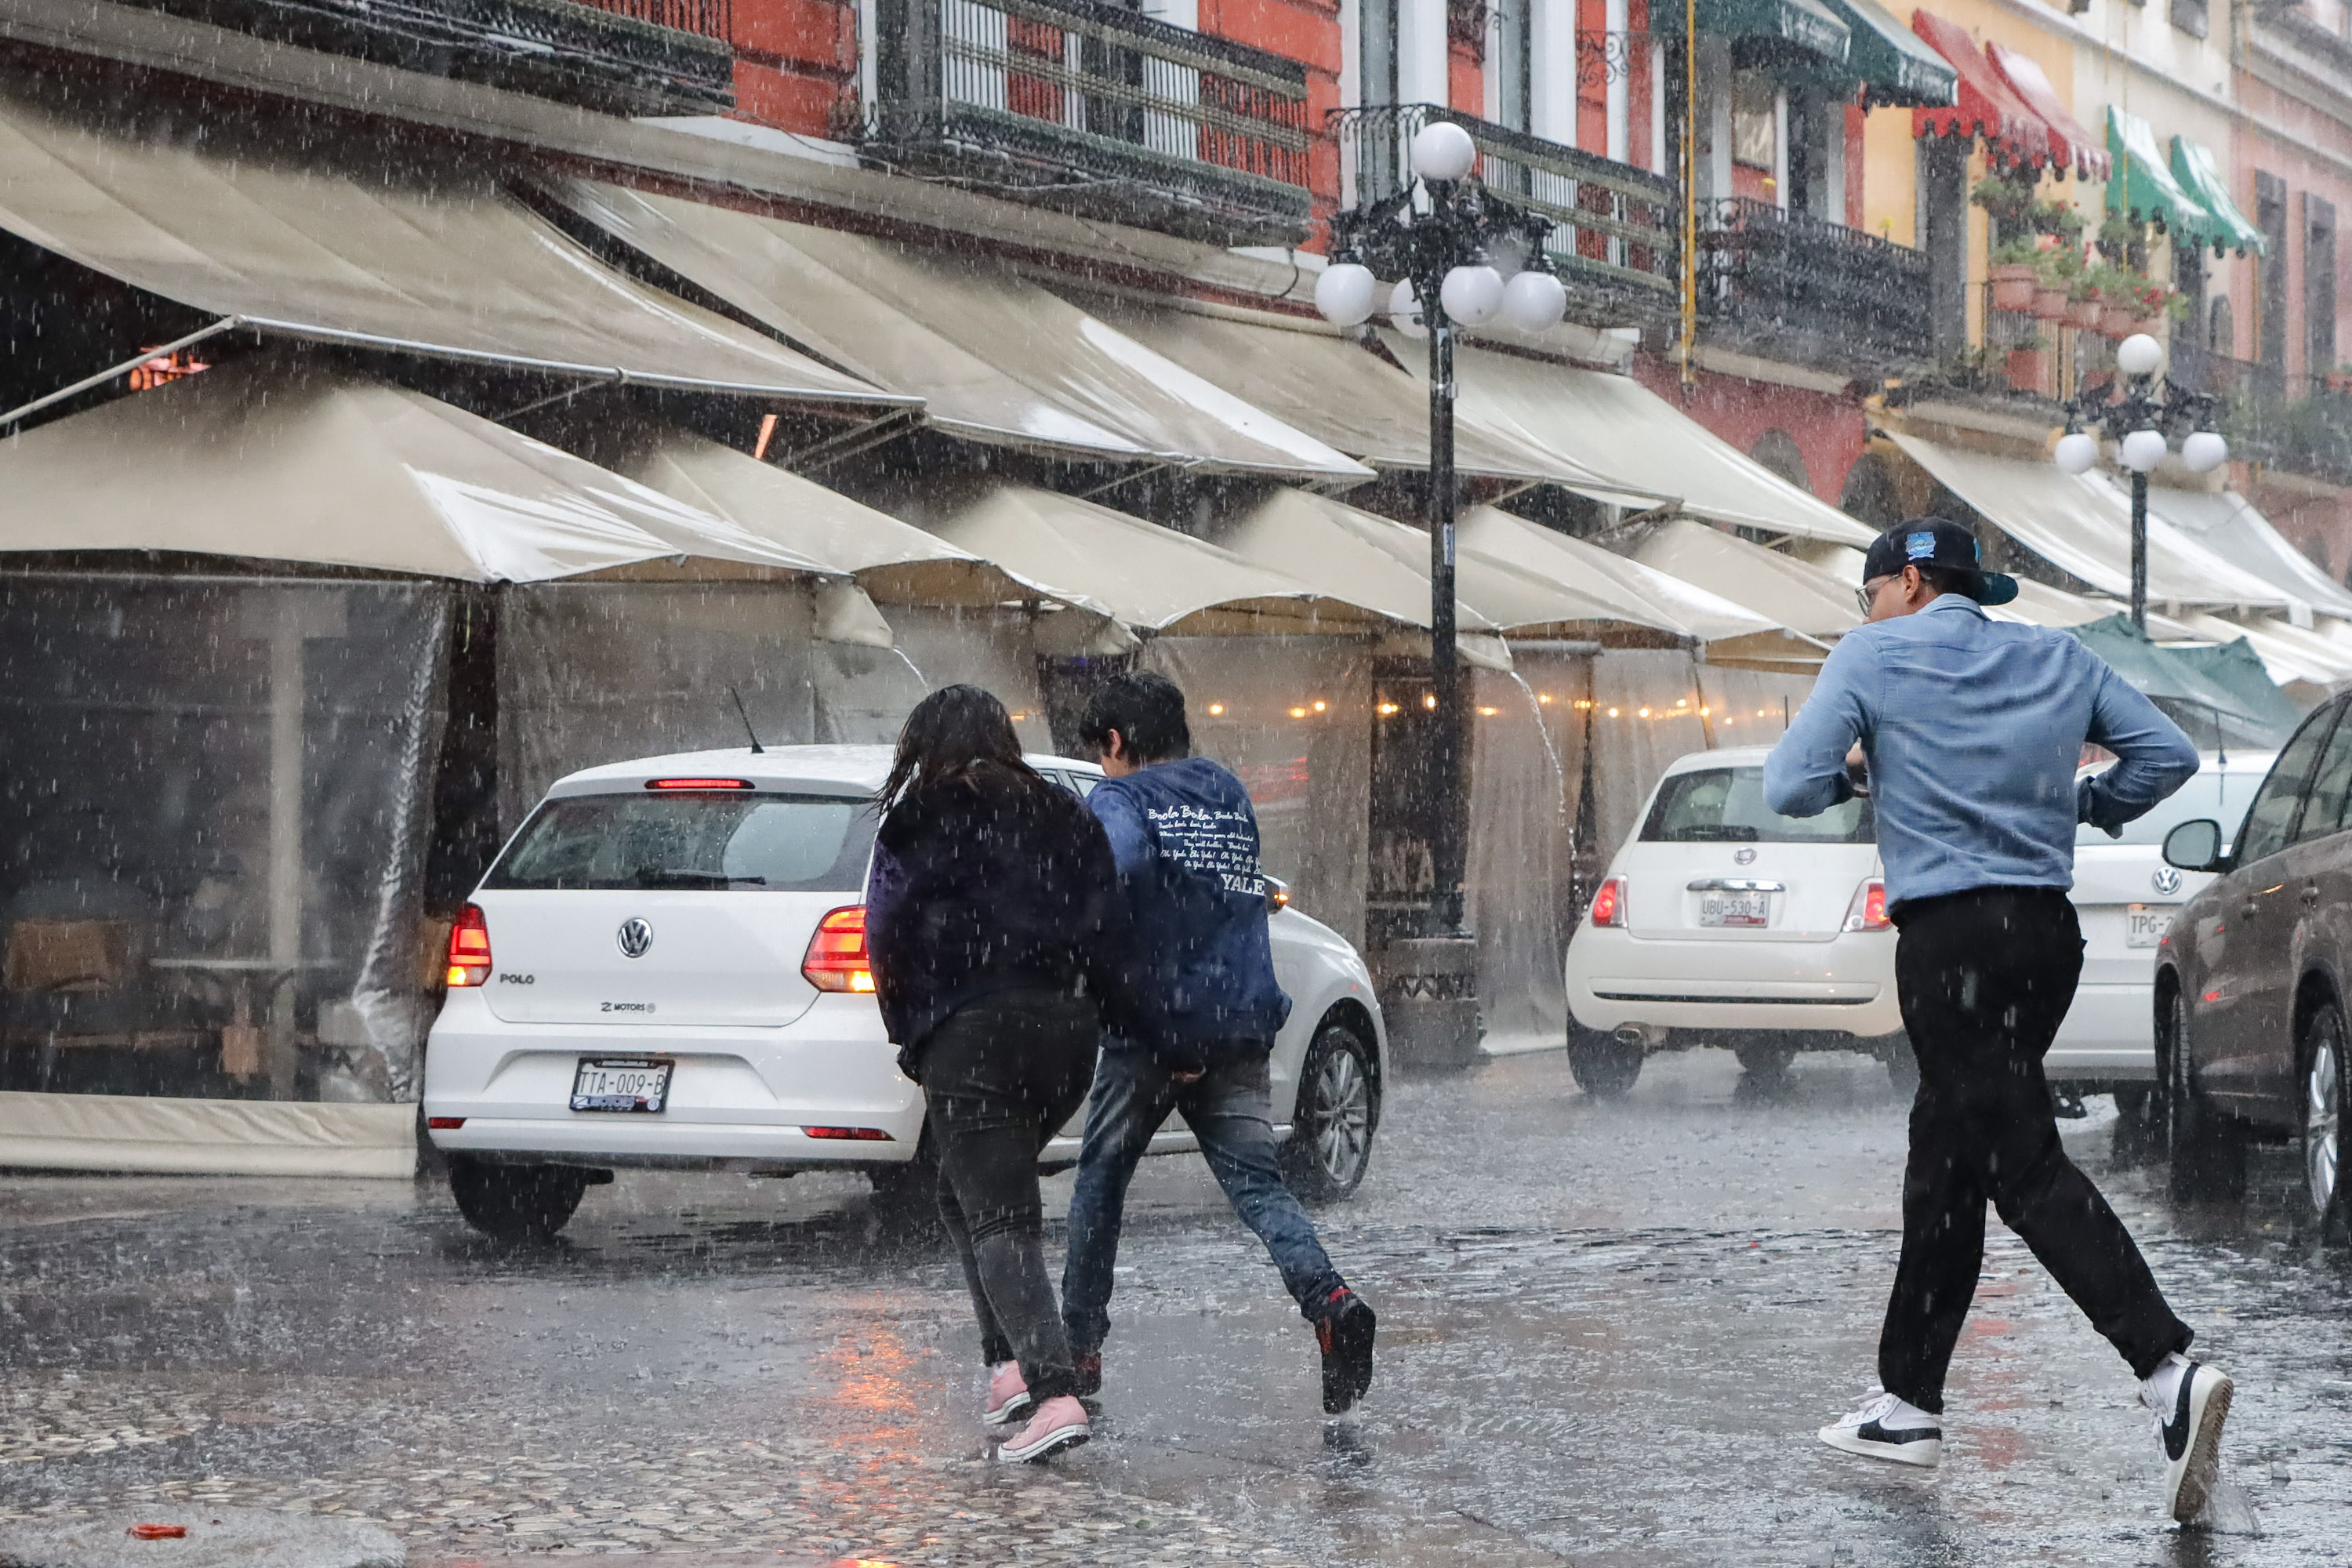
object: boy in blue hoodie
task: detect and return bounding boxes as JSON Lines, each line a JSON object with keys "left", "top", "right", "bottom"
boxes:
{"left": 1060, "top": 671, "right": 1377, "bottom": 1415}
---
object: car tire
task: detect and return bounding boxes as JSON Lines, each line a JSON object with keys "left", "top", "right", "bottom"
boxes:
{"left": 2161, "top": 985, "right": 2247, "bottom": 1203}
{"left": 1734, "top": 1043, "right": 1794, "bottom": 1082}
{"left": 869, "top": 1138, "right": 945, "bottom": 1236}
{"left": 448, "top": 1156, "right": 591, "bottom": 1243}
{"left": 1280, "top": 1017, "right": 1381, "bottom": 1204}
{"left": 2297, "top": 1000, "right": 2349, "bottom": 1246}
{"left": 1882, "top": 1036, "right": 1921, "bottom": 1100}
{"left": 1566, "top": 1022, "right": 1643, "bottom": 1098}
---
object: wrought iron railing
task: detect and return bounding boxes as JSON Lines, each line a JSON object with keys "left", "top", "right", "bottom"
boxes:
{"left": 1575, "top": 27, "right": 1656, "bottom": 88}
{"left": 871, "top": 0, "right": 1314, "bottom": 244}
{"left": 1331, "top": 103, "right": 1679, "bottom": 321}
{"left": 114, "top": 0, "right": 735, "bottom": 112}
{"left": 1693, "top": 198, "right": 1933, "bottom": 366}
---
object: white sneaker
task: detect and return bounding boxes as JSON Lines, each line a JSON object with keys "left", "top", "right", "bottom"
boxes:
{"left": 2142, "top": 1352, "right": 2232, "bottom": 1523}
{"left": 1817, "top": 1385, "right": 1944, "bottom": 1468}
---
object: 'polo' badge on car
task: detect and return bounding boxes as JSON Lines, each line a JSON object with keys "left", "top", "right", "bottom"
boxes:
{"left": 615, "top": 917, "right": 655, "bottom": 959}
{"left": 1733, "top": 848, "right": 1757, "bottom": 866}
{"left": 2152, "top": 867, "right": 2183, "bottom": 896}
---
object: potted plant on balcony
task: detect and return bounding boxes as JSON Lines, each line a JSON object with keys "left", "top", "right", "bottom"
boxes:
{"left": 2067, "top": 277, "right": 2104, "bottom": 332}
{"left": 2098, "top": 267, "right": 2146, "bottom": 337}
{"left": 2031, "top": 244, "right": 2078, "bottom": 322}
{"left": 1990, "top": 237, "right": 2040, "bottom": 311}
{"left": 2006, "top": 330, "right": 2049, "bottom": 393}
{"left": 1973, "top": 176, "right": 2037, "bottom": 238}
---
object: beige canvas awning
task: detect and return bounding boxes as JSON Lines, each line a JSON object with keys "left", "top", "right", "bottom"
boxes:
{"left": 554, "top": 181, "right": 1371, "bottom": 481}
{"left": 1884, "top": 433, "right": 2291, "bottom": 610}
{"left": 2121, "top": 482, "right": 2352, "bottom": 620}
{"left": 1459, "top": 507, "right": 1831, "bottom": 670}
{"left": 2172, "top": 612, "right": 2352, "bottom": 691}
{"left": 0, "top": 93, "right": 891, "bottom": 404}
{"left": 1632, "top": 519, "right": 1865, "bottom": 641}
{"left": 1389, "top": 335, "right": 1879, "bottom": 545}
{"left": 0, "top": 358, "right": 886, "bottom": 619}
{"left": 1076, "top": 299, "right": 1661, "bottom": 499}
{"left": 612, "top": 429, "right": 1070, "bottom": 612}
{"left": 900, "top": 484, "right": 1400, "bottom": 644}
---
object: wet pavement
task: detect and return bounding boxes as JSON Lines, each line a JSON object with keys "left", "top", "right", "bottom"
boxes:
{"left": 3, "top": 1046, "right": 2348, "bottom": 1566}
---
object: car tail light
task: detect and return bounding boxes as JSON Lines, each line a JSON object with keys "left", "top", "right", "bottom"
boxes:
{"left": 446, "top": 904, "right": 492, "bottom": 987}
{"left": 803, "top": 1126, "right": 894, "bottom": 1141}
{"left": 426, "top": 1116, "right": 466, "bottom": 1130}
{"left": 1589, "top": 876, "right": 1627, "bottom": 928}
{"left": 802, "top": 906, "right": 874, "bottom": 993}
{"left": 1844, "top": 878, "right": 1891, "bottom": 932}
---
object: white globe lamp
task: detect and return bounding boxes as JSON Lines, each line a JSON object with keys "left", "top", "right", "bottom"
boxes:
{"left": 1389, "top": 278, "right": 1427, "bottom": 339}
{"left": 2053, "top": 430, "right": 2099, "bottom": 474}
{"left": 1440, "top": 264, "right": 1504, "bottom": 328}
{"left": 1501, "top": 269, "right": 1568, "bottom": 333}
{"left": 2116, "top": 333, "right": 2165, "bottom": 379}
{"left": 1409, "top": 120, "right": 1478, "bottom": 183}
{"left": 2182, "top": 430, "right": 2229, "bottom": 474}
{"left": 2121, "top": 428, "right": 2169, "bottom": 474}
{"left": 1313, "top": 262, "right": 1380, "bottom": 327}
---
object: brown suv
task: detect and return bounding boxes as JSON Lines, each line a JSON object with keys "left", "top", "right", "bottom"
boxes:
{"left": 2157, "top": 691, "right": 2350, "bottom": 1243}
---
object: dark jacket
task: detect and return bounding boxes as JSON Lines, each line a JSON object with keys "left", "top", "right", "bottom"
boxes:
{"left": 864, "top": 762, "right": 1131, "bottom": 1073}
{"left": 1087, "top": 755, "right": 1290, "bottom": 1071}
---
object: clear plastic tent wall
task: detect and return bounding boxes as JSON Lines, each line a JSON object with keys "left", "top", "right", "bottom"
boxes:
{"left": 0, "top": 572, "right": 450, "bottom": 1105}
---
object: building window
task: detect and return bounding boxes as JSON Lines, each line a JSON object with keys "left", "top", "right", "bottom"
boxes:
{"left": 1494, "top": 0, "right": 1530, "bottom": 129}
{"left": 2307, "top": 194, "right": 2339, "bottom": 379}
{"left": 1918, "top": 134, "right": 1969, "bottom": 358}
{"left": 1732, "top": 73, "right": 1777, "bottom": 174}
{"left": 2258, "top": 170, "right": 2289, "bottom": 379}
{"left": 1363, "top": 0, "right": 1399, "bottom": 107}
{"left": 2169, "top": 0, "right": 2208, "bottom": 38}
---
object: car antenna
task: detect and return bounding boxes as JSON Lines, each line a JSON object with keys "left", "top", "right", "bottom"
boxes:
{"left": 728, "top": 686, "right": 765, "bottom": 754}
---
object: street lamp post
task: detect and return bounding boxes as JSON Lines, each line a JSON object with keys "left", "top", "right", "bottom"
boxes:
{"left": 2053, "top": 333, "right": 2230, "bottom": 634}
{"left": 1313, "top": 117, "right": 1565, "bottom": 935}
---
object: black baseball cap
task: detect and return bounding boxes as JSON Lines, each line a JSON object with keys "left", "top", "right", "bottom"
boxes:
{"left": 1861, "top": 517, "right": 2018, "bottom": 607}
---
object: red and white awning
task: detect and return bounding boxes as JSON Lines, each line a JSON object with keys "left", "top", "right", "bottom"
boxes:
{"left": 1910, "top": 11, "right": 2052, "bottom": 172}
{"left": 1987, "top": 42, "right": 2111, "bottom": 181}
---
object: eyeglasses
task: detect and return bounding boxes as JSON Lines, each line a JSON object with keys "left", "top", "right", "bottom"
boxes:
{"left": 1855, "top": 576, "right": 1893, "bottom": 615}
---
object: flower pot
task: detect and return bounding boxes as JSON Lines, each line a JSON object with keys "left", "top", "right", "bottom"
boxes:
{"left": 1990, "top": 263, "right": 2038, "bottom": 312}
{"left": 2134, "top": 315, "right": 2165, "bottom": 337}
{"left": 2100, "top": 303, "right": 2139, "bottom": 337}
{"left": 2031, "top": 287, "right": 2070, "bottom": 321}
{"left": 2068, "top": 298, "right": 2103, "bottom": 331}
{"left": 2006, "top": 347, "right": 2048, "bottom": 392}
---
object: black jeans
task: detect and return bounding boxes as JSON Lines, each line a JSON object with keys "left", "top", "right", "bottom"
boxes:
{"left": 1878, "top": 887, "right": 2192, "bottom": 1413}
{"left": 918, "top": 987, "right": 1099, "bottom": 1402}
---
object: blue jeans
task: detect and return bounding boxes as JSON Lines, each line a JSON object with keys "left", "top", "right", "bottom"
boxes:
{"left": 1061, "top": 1046, "right": 1347, "bottom": 1354}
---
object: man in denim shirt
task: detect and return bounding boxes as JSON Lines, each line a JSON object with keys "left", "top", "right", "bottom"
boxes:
{"left": 1060, "top": 671, "right": 1377, "bottom": 1416}
{"left": 1766, "top": 519, "right": 2230, "bottom": 1523}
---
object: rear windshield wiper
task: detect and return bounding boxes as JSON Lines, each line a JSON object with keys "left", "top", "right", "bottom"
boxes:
{"left": 1670, "top": 826, "right": 1760, "bottom": 842}
{"left": 630, "top": 868, "right": 768, "bottom": 887}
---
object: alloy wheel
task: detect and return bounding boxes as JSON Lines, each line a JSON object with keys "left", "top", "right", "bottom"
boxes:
{"left": 1312, "top": 1044, "right": 1374, "bottom": 1188}
{"left": 2308, "top": 1025, "right": 2343, "bottom": 1222}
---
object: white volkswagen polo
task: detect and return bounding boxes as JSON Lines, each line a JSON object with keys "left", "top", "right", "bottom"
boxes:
{"left": 422, "top": 746, "right": 1387, "bottom": 1240}
{"left": 1563, "top": 746, "right": 1904, "bottom": 1096}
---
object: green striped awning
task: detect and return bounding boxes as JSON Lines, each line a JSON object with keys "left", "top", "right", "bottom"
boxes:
{"left": 2170, "top": 136, "right": 2266, "bottom": 256}
{"left": 1658, "top": 0, "right": 1851, "bottom": 64}
{"left": 2107, "top": 107, "right": 2214, "bottom": 241}
{"left": 1817, "top": 0, "right": 1956, "bottom": 107}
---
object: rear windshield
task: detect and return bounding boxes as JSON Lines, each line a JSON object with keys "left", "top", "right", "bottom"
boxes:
{"left": 484, "top": 791, "right": 879, "bottom": 893}
{"left": 2074, "top": 764, "right": 2267, "bottom": 848}
{"left": 1640, "top": 766, "right": 1875, "bottom": 845}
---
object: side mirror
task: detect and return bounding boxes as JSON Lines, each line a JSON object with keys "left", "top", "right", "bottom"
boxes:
{"left": 2162, "top": 818, "right": 2225, "bottom": 873}
{"left": 1265, "top": 875, "right": 1292, "bottom": 916}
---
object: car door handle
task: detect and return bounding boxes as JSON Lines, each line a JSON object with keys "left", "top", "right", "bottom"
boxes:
{"left": 2304, "top": 885, "right": 2322, "bottom": 906}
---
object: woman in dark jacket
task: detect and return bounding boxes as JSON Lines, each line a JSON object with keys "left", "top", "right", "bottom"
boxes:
{"left": 865, "top": 684, "right": 1127, "bottom": 1463}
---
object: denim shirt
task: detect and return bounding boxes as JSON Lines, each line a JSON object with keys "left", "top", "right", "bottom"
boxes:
{"left": 1762, "top": 593, "right": 2198, "bottom": 912}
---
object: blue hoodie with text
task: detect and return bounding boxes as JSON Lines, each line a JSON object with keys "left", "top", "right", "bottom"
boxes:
{"left": 1087, "top": 755, "right": 1291, "bottom": 1069}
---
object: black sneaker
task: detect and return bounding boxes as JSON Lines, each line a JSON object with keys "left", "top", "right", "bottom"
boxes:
{"left": 1072, "top": 1348, "right": 1102, "bottom": 1399}
{"left": 1315, "top": 1287, "right": 1377, "bottom": 1414}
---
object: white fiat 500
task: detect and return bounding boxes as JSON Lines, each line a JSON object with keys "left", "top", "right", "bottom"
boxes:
{"left": 2048, "top": 750, "right": 2271, "bottom": 1094}
{"left": 1564, "top": 746, "right": 1902, "bottom": 1096}
{"left": 423, "top": 746, "right": 1387, "bottom": 1240}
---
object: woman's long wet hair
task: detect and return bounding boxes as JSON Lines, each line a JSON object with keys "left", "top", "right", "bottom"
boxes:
{"left": 877, "top": 684, "right": 1041, "bottom": 809}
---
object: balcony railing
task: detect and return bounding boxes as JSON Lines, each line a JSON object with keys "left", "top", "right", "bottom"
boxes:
{"left": 1693, "top": 198, "right": 1933, "bottom": 368}
{"left": 1333, "top": 103, "right": 1679, "bottom": 326}
{"left": 115, "top": 0, "right": 735, "bottom": 114}
{"left": 867, "top": 0, "right": 1313, "bottom": 245}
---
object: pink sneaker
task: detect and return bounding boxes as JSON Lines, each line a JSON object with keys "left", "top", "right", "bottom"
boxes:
{"left": 983, "top": 1360, "right": 1033, "bottom": 1428}
{"left": 993, "top": 1394, "right": 1089, "bottom": 1462}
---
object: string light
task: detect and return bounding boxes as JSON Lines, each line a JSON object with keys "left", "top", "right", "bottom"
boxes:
{"left": 1608, "top": 707, "right": 1621, "bottom": 717}
{"left": 1538, "top": 692, "right": 1555, "bottom": 705}
{"left": 1377, "top": 701, "right": 1400, "bottom": 716}
{"left": 1312, "top": 699, "right": 1327, "bottom": 713}
{"left": 1638, "top": 707, "right": 1650, "bottom": 717}
{"left": 1424, "top": 694, "right": 1439, "bottom": 710}
{"left": 1477, "top": 706, "right": 1500, "bottom": 717}
{"left": 1289, "top": 706, "right": 1308, "bottom": 718}
{"left": 1207, "top": 702, "right": 1226, "bottom": 716}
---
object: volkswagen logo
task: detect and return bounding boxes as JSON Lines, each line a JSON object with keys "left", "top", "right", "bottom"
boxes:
{"left": 2151, "top": 867, "right": 2183, "bottom": 896}
{"left": 1733, "top": 848, "right": 1757, "bottom": 866}
{"left": 615, "top": 917, "right": 655, "bottom": 959}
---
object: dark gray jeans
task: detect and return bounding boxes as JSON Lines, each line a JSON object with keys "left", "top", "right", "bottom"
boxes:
{"left": 917, "top": 987, "right": 1098, "bottom": 1401}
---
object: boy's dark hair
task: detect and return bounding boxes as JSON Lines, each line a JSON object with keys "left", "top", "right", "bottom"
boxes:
{"left": 1078, "top": 671, "right": 1192, "bottom": 763}
{"left": 1915, "top": 563, "right": 1978, "bottom": 601}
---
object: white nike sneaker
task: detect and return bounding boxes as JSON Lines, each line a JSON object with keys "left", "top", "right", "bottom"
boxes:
{"left": 2143, "top": 1353, "right": 2232, "bottom": 1523}
{"left": 1817, "top": 1385, "right": 1944, "bottom": 1468}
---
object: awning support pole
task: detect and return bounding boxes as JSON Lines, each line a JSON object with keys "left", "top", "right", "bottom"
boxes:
{"left": 1428, "top": 298, "right": 1466, "bottom": 938}
{"left": 2131, "top": 468, "right": 2149, "bottom": 634}
{"left": 0, "top": 317, "right": 245, "bottom": 430}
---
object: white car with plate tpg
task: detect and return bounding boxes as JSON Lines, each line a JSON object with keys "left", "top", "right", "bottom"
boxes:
{"left": 1564, "top": 746, "right": 1904, "bottom": 1096}
{"left": 422, "top": 746, "right": 1387, "bottom": 1240}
